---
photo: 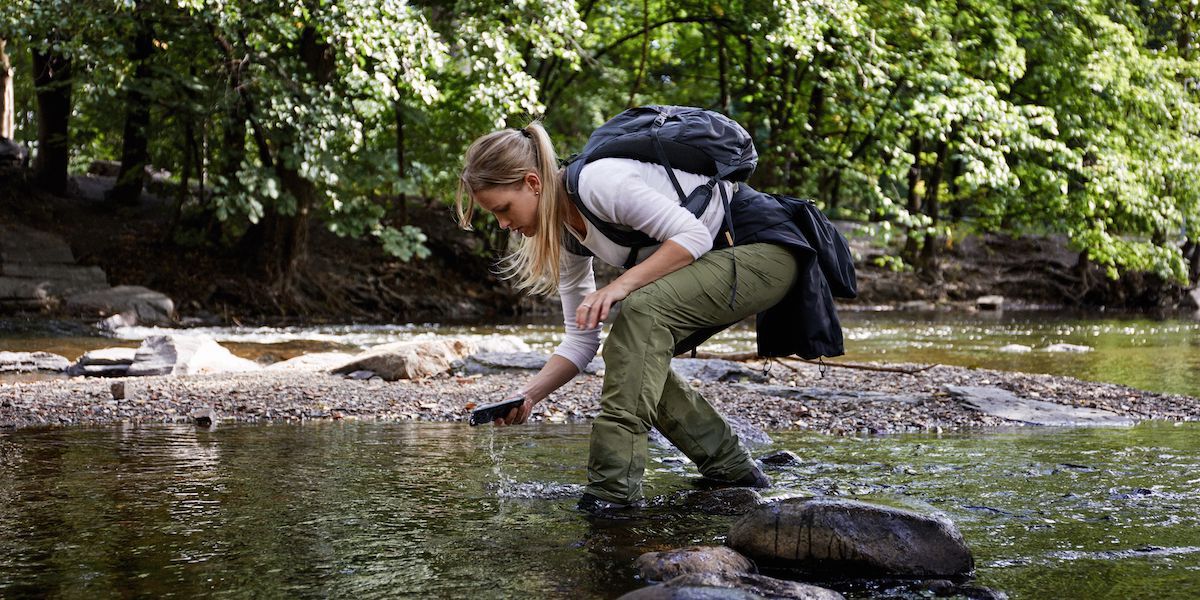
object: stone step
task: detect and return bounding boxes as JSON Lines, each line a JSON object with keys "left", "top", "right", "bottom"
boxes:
{"left": 0, "top": 262, "right": 108, "bottom": 286}
{"left": 0, "top": 225, "right": 77, "bottom": 264}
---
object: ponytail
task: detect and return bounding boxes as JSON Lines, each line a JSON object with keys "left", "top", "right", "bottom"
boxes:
{"left": 457, "top": 121, "right": 567, "bottom": 296}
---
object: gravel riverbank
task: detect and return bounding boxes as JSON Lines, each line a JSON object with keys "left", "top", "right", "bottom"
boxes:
{"left": 2, "top": 359, "right": 1197, "bottom": 434}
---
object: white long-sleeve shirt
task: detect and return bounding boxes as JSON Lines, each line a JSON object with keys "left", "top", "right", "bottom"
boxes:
{"left": 552, "top": 157, "right": 731, "bottom": 371}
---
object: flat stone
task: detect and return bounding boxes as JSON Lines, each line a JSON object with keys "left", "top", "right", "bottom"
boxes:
{"left": 759, "top": 450, "right": 802, "bottom": 467}
{"left": 729, "top": 498, "right": 974, "bottom": 578}
{"left": 460, "top": 351, "right": 602, "bottom": 375}
{"left": 126, "top": 335, "right": 260, "bottom": 377}
{"left": 946, "top": 385, "right": 1135, "bottom": 426}
{"left": 0, "top": 351, "right": 71, "bottom": 372}
{"left": 0, "top": 224, "right": 76, "bottom": 264}
{"left": 266, "top": 352, "right": 357, "bottom": 371}
{"left": 76, "top": 347, "right": 138, "bottom": 365}
{"left": 68, "top": 363, "right": 132, "bottom": 377}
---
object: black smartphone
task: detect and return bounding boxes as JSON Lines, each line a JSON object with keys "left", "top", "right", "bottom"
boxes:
{"left": 467, "top": 396, "right": 526, "bottom": 426}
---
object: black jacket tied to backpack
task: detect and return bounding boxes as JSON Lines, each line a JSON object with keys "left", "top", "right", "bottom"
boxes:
{"left": 563, "top": 105, "right": 857, "bottom": 360}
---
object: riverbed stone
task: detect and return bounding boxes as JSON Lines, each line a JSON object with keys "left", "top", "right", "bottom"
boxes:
{"left": 946, "top": 385, "right": 1135, "bottom": 426}
{"left": 67, "top": 346, "right": 139, "bottom": 377}
{"left": 677, "top": 488, "right": 765, "bottom": 516}
{"left": 333, "top": 338, "right": 476, "bottom": 381}
{"left": 619, "top": 572, "right": 844, "bottom": 600}
{"left": 636, "top": 546, "right": 755, "bottom": 582}
{"left": 265, "top": 352, "right": 357, "bottom": 371}
{"left": 460, "top": 351, "right": 604, "bottom": 375}
{"left": 66, "top": 285, "right": 175, "bottom": 325}
{"left": 728, "top": 498, "right": 974, "bottom": 578}
{"left": 759, "top": 450, "right": 802, "bottom": 467}
{"left": 126, "top": 335, "right": 261, "bottom": 376}
{"left": 0, "top": 351, "right": 71, "bottom": 372}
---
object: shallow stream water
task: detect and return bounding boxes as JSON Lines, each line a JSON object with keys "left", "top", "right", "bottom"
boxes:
{"left": 1, "top": 421, "right": 1198, "bottom": 598}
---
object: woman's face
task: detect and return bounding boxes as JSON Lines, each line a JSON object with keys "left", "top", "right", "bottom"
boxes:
{"left": 473, "top": 173, "right": 541, "bottom": 237}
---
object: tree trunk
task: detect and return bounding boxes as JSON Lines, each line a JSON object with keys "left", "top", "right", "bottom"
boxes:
{"left": 902, "top": 136, "right": 924, "bottom": 261}
{"left": 395, "top": 97, "right": 407, "bottom": 225}
{"left": 717, "top": 34, "right": 730, "bottom": 113}
{"left": 919, "top": 139, "right": 950, "bottom": 274}
{"left": 0, "top": 39, "right": 14, "bottom": 140}
{"left": 110, "top": 16, "right": 156, "bottom": 205}
{"left": 31, "top": 44, "right": 72, "bottom": 195}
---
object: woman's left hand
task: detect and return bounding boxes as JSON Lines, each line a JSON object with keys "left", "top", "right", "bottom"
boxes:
{"left": 576, "top": 283, "right": 629, "bottom": 330}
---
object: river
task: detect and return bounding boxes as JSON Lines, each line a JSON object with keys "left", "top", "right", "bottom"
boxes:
{"left": 1, "top": 421, "right": 1197, "bottom": 598}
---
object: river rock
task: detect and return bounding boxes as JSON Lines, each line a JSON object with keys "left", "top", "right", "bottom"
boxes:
{"left": 759, "top": 450, "right": 802, "bottom": 467}
{"left": 998, "top": 344, "right": 1032, "bottom": 353}
{"left": 636, "top": 546, "right": 755, "bottom": 582}
{"left": 728, "top": 498, "right": 974, "bottom": 578}
{"left": 67, "top": 346, "right": 139, "bottom": 377}
{"left": 619, "top": 572, "right": 844, "bottom": 600}
{"left": 0, "top": 351, "right": 71, "bottom": 372}
{"left": 333, "top": 338, "right": 476, "bottom": 381}
{"left": 671, "top": 359, "right": 769, "bottom": 384}
{"left": 976, "top": 295, "right": 1004, "bottom": 311}
{"left": 66, "top": 285, "right": 175, "bottom": 325}
{"left": 126, "top": 335, "right": 260, "bottom": 376}
{"left": 1041, "top": 343, "right": 1092, "bottom": 353}
{"left": 677, "top": 488, "right": 765, "bottom": 516}
{"left": 946, "top": 385, "right": 1134, "bottom": 426}
{"left": 265, "top": 352, "right": 357, "bottom": 371}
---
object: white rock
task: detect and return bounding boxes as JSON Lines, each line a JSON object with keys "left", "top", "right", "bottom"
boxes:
{"left": 998, "top": 344, "right": 1032, "bottom": 353}
{"left": 332, "top": 338, "right": 477, "bottom": 381}
{"left": 77, "top": 347, "right": 138, "bottom": 365}
{"left": 1042, "top": 343, "right": 1093, "bottom": 353}
{"left": 126, "top": 335, "right": 260, "bottom": 376}
{"left": 473, "top": 335, "right": 531, "bottom": 353}
{"left": 266, "top": 352, "right": 357, "bottom": 371}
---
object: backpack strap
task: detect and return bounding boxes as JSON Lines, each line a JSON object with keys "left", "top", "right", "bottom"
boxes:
{"left": 650, "top": 111, "right": 687, "bottom": 203}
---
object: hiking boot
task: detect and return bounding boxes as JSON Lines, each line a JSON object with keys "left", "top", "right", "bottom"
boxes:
{"left": 576, "top": 492, "right": 642, "bottom": 517}
{"left": 734, "top": 464, "right": 772, "bottom": 489}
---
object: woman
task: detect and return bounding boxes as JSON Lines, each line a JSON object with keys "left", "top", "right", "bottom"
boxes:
{"left": 456, "top": 122, "right": 798, "bottom": 514}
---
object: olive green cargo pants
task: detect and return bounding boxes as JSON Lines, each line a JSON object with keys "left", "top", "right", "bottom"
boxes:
{"left": 586, "top": 243, "right": 798, "bottom": 504}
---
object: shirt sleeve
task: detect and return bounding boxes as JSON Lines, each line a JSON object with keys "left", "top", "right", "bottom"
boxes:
{"left": 552, "top": 250, "right": 602, "bottom": 372}
{"left": 578, "top": 159, "right": 715, "bottom": 259}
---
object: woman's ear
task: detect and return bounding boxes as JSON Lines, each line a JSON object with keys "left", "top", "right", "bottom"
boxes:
{"left": 525, "top": 171, "right": 542, "bottom": 195}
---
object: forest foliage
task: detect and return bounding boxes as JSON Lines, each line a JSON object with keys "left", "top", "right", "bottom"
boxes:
{"left": 1, "top": 0, "right": 1198, "bottom": 296}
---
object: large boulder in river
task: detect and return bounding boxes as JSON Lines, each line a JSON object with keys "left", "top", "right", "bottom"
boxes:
{"left": 266, "top": 352, "right": 357, "bottom": 371}
{"left": 0, "top": 351, "right": 70, "bottom": 372}
{"left": 635, "top": 546, "right": 755, "bottom": 582}
{"left": 619, "top": 572, "right": 844, "bottom": 600}
{"left": 126, "top": 335, "right": 260, "bottom": 376}
{"left": 333, "top": 338, "right": 476, "bottom": 381}
{"left": 66, "top": 285, "right": 175, "bottom": 325}
{"left": 728, "top": 498, "right": 973, "bottom": 578}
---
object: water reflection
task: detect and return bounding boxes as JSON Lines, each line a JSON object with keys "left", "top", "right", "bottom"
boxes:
{"left": 1, "top": 422, "right": 1199, "bottom": 598}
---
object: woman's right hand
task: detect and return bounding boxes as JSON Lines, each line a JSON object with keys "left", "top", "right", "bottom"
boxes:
{"left": 494, "top": 392, "right": 537, "bottom": 427}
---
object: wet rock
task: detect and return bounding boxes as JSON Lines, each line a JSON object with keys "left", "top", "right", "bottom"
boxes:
{"left": 333, "top": 338, "right": 476, "bottom": 381}
{"left": 635, "top": 546, "right": 754, "bottom": 582}
{"left": 678, "top": 488, "right": 765, "bottom": 516}
{"left": 946, "top": 385, "right": 1135, "bottom": 426}
{"left": 192, "top": 407, "right": 217, "bottom": 427}
{"left": 619, "top": 572, "right": 844, "bottom": 600}
{"left": 976, "top": 295, "right": 1004, "bottom": 311}
{"left": 728, "top": 498, "right": 974, "bottom": 578}
{"left": 759, "top": 451, "right": 802, "bottom": 467}
{"left": 460, "top": 351, "right": 603, "bottom": 375}
{"left": 0, "top": 351, "right": 71, "bottom": 373}
{"left": 672, "top": 359, "right": 768, "bottom": 384}
{"left": 126, "top": 335, "right": 260, "bottom": 376}
{"left": 66, "top": 285, "right": 175, "bottom": 325}
{"left": 265, "top": 352, "right": 357, "bottom": 371}
{"left": 1041, "top": 343, "right": 1092, "bottom": 353}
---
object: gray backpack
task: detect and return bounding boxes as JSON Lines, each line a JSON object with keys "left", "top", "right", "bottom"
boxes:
{"left": 563, "top": 106, "right": 758, "bottom": 268}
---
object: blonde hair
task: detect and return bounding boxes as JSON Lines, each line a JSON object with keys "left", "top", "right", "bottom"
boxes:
{"left": 456, "top": 121, "right": 567, "bottom": 296}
